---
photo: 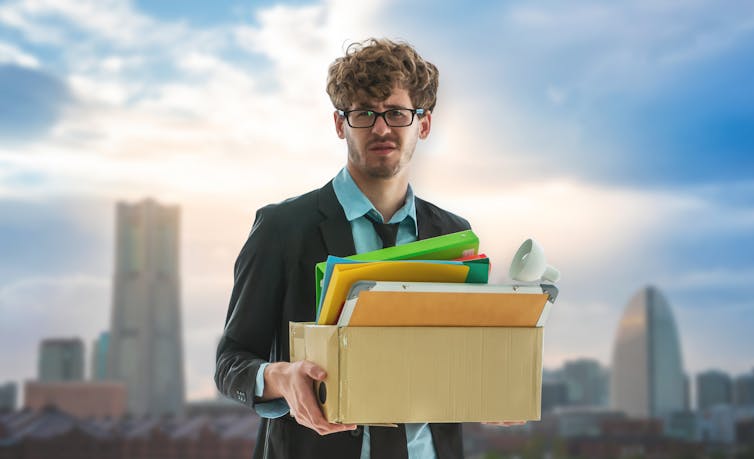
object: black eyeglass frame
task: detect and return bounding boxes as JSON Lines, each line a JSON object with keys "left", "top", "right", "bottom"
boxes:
{"left": 337, "top": 108, "right": 426, "bottom": 128}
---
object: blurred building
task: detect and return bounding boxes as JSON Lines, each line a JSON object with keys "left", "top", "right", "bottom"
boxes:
{"left": 108, "top": 199, "right": 185, "bottom": 417}
{"left": 541, "top": 380, "right": 569, "bottom": 413}
{"left": 549, "top": 406, "right": 626, "bottom": 438}
{"left": 738, "top": 417, "right": 754, "bottom": 445}
{"left": 610, "top": 286, "right": 686, "bottom": 418}
{"left": 0, "top": 407, "right": 259, "bottom": 459}
{"left": 664, "top": 410, "right": 698, "bottom": 441}
{"left": 697, "top": 370, "right": 733, "bottom": 410}
{"left": 561, "top": 358, "right": 610, "bottom": 407}
{"left": 38, "top": 338, "right": 84, "bottom": 382}
{"left": 734, "top": 371, "right": 754, "bottom": 407}
{"left": 683, "top": 373, "right": 691, "bottom": 411}
{"left": 698, "top": 404, "right": 737, "bottom": 445}
{"left": 23, "top": 381, "right": 126, "bottom": 419}
{"left": 185, "top": 398, "right": 250, "bottom": 418}
{"left": 91, "top": 331, "right": 110, "bottom": 381}
{"left": 0, "top": 382, "right": 17, "bottom": 412}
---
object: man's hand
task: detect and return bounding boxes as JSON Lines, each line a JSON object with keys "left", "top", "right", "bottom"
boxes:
{"left": 263, "top": 360, "right": 357, "bottom": 435}
{"left": 481, "top": 421, "right": 527, "bottom": 427}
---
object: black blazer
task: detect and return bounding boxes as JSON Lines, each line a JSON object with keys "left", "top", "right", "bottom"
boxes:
{"left": 215, "top": 181, "right": 471, "bottom": 459}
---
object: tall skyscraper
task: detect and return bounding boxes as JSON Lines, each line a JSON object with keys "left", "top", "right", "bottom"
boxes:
{"left": 610, "top": 286, "right": 685, "bottom": 418}
{"left": 91, "top": 331, "right": 110, "bottom": 381}
{"left": 697, "top": 370, "right": 733, "bottom": 410}
{"left": 107, "top": 199, "right": 184, "bottom": 416}
{"left": 38, "top": 338, "right": 84, "bottom": 382}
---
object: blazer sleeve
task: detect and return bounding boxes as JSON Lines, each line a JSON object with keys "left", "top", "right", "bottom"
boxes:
{"left": 214, "top": 205, "right": 286, "bottom": 409}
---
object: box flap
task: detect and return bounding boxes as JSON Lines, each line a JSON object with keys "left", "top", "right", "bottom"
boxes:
{"left": 289, "top": 322, "right": 307, "bottom": 363}
{"left": 347, "top": 291, "right": 550, "bottom": 327}
{"left": 289, "top": 323, "right": 342, "bottom": 422}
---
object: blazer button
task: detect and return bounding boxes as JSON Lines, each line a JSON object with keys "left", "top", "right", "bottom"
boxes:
{"left": 350, "top": 427, "right": 362, "bottom": 437}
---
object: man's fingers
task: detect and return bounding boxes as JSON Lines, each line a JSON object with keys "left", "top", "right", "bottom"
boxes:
{"left": 291, "top": 405, "right": 356, "bottom": 435}
{"left": 293, "top": 389, "right": 357, "bottom": 435}
{"left": 285, "top": 360, "right": 350, "bottom": 435}
{"left": 292, "top": 386, "right": 331, "bottom": 432}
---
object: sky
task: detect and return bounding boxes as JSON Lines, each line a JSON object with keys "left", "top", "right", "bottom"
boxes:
{"left": 0, "top": 0, "right": 753, "bottom": 404}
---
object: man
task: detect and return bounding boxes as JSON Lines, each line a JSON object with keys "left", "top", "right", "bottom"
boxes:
{"left": 215, "top": 38, "right": 518, "bottom": 459}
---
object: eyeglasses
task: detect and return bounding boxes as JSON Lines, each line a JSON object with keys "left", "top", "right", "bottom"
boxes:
{"left": 337, "top": 108, "right": 425, "bottom": 128}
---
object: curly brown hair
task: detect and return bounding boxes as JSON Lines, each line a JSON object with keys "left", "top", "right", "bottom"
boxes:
{"left": 326, "top": 38, "right": 439, "bottom": 112}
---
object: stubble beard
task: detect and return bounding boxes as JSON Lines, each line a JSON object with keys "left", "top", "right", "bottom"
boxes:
{"left": 346, "top": 136, "right": 415, "bottom": 179}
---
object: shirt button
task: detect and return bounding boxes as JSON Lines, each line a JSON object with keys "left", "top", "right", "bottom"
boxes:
{"left": 350, "top": 427, "right": 362, "bottom": 437}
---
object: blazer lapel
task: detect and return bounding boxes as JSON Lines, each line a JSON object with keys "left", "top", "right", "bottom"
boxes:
{"left": 317, "top": 181, "right": 356, "bottom": 257}
{"left": 416, "top": 197, "right": 443, "bottom": 241}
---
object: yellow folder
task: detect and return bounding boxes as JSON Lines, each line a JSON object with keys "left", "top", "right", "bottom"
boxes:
{"left": 317, "top": 262, "right": 469, "bottom": 325}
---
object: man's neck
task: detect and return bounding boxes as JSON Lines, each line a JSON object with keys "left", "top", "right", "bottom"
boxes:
{"left": 346, "top": 164, "right": 409, "bottom": 223}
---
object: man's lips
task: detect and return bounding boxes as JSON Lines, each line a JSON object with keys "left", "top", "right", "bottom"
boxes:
{"left": 368, "top": 142, "right": 398, "bottom": 154}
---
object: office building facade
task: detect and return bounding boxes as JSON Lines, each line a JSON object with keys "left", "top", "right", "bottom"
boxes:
{"left": 562, "top": 358, "right": 610, "bottom": 407}
{"left": 38, "top": 338, "right": 84, "bottom": 382}
{"left": 0, "top": 382, "right": 17, "bottom": 412}
{"left": 91, "top": 331, "right": 110, "bottom": 381}
{"left": 610, "top": 286, "right": 685, "bottom": 418}
{"left": 107, "top": 199, "right": 185, "bottom": 416}
{"left": 735, "top": 371, "right": 754, "bottom": 407}
{"left": 697, "top": 370, "right": 733, "bottom": 410}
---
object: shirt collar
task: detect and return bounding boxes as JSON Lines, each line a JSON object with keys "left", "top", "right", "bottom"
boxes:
{"left": 332, "top": 167, "right": 417, "bottom": 231}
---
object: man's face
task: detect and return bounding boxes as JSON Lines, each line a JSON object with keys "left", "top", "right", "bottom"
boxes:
{"left": 334, "top": 87, "right": 432, "bottom": 180}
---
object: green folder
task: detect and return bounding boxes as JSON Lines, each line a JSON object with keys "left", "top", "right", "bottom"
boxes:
{"left": 314, "top": 230, "right": 481, "bottom": 303}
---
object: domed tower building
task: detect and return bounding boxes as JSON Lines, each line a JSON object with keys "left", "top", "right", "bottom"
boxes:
{"left": 611, "top": 286, "right": 685, "bottom": 418}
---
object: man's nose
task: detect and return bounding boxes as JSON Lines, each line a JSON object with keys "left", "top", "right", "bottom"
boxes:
{"left": 371, "top": 114, "right": 392, "bottom": 135}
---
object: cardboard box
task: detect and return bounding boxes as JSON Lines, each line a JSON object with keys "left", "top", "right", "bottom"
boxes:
{"left": 289, "top": 322, "right": 543, "bottom": 424}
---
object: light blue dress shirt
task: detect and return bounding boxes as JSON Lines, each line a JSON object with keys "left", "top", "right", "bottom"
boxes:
{"left": 253, "top": 167, "right": 437, "bottom": 459}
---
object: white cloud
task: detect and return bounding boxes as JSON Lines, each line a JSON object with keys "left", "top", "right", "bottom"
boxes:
{"left": 659, "top": 268, "right": 754, "bottom": 291}
{"left": 0, "top": 2, "right": 66, "bottom": 44}
{"left": 0, "top": 40, "right": 39, "bottom": 67}
{"left": 67, "top": 74, "right": 134, "bottom": 105}
{"left": 420, "top": 180, "right": 693, "bottom": 282}
{"left": 0, "top": 0, "right": 185, "bottom": 48}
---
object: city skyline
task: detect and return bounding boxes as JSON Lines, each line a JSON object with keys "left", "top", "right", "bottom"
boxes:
{"left": 10, "top": 279, "right": 753, "bottom": 408}
{"left": 0, "top": 0, "right": 752, "bottom": 401}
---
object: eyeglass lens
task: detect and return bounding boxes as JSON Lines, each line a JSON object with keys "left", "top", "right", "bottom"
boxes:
{"left": 348, "top": 109, "right": 414, "bottom": 128}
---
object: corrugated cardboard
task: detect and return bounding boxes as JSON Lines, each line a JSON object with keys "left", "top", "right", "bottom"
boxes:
{"left": 289, "top": 322, "right": 543, "bottom": 424}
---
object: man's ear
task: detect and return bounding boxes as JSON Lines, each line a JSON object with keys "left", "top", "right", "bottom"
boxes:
{"left": 334, "top": 111, "right": 346, "bottom": 139}
{"left": 418, "top": 111, "right": 432, "bottom": 139}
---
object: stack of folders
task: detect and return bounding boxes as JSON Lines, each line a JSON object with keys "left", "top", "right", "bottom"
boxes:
{"left": 314, "top": 229, "right": 483, "bottom": 305}
{"left": 314, "top": 230, "right": 558, "bottom": 326}
{"left": 315, "top": 230, "right": 489, "bottom": 325}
